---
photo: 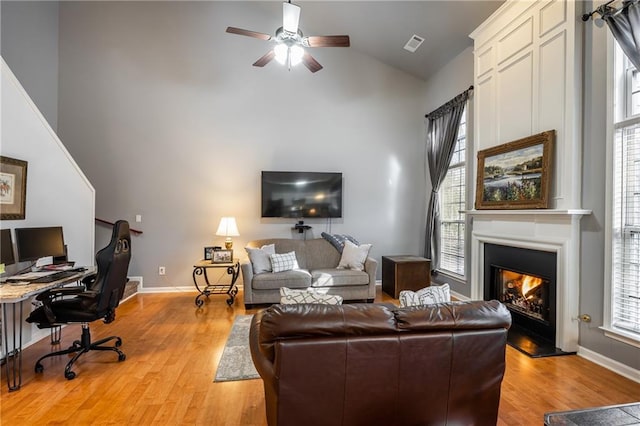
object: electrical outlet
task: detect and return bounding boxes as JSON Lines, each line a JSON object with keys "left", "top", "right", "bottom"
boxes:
{"left": 159, "top": 266, "right": 166, "bottom": 275}
{"left": 135, "top": 214, "right": 142, "bottom": 223}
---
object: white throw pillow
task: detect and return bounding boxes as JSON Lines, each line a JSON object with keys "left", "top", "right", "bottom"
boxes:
{"left": 337, "top": 240, "right": 372, "bottom": 271}
{"left": 245, "top": 244, "right": 276, "bottom": 274}
{"left": 280, "top": 287, "right": 343, "bottom": 305}
{"left": 399, "top": 283, "right": 451, "bottom": 307}
{"left": 270, "top": 251, "right": 299, "bottom": 273}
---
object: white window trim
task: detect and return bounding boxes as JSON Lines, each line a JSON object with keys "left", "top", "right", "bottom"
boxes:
{"left": 602, "top": 31, "right": 640, "bottom": 348}
{"left": 437, "top": 107, "right": 469, "bottom": 280}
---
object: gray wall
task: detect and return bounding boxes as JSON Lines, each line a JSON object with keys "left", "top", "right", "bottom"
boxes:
{"left": 0, "top": 1, "right": 58, "bottom": 131}
{"left": 579, "top": 6, "right": 640, "bottom": 370}
{"left": 55, "top": 1, "right": 426, "bottom": 287}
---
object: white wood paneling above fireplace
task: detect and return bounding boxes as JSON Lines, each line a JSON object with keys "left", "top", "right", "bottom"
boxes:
{"left": 468, "top": 1, "right": 588, "bottom": 352}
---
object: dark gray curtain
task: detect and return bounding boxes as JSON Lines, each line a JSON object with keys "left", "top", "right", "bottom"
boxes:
{"left": 602, "top": 0, "right": 640, "bottom": 70}
{"left": 424, "top": 88, "right": 472, "bottom": 271}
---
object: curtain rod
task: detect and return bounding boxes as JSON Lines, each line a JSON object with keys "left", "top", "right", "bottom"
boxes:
{"left": 582, "top": 0, "right": 616, "bottom": 21}
{"left": 582, "top": 0, "right": 638, "bottom": 21}
{"left": 424, "top": 85, "right": 473, "bottom": 118}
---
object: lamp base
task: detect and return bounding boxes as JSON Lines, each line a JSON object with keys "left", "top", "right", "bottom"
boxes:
{"left": 225, "top": 238, "right": 233, "bottom": 250}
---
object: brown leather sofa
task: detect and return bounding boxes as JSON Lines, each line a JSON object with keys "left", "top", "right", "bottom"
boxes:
{"left": 249, "top": 300, "right": 511, "bottom": 426}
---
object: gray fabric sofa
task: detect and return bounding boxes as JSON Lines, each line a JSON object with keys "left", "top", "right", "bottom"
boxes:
{"left": 241, "top": 238, "right": 377, "bottom": 308}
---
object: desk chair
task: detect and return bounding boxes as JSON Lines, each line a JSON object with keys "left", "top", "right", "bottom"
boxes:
{"left": 26, "top": 220, "right": 131, "bottom": 380}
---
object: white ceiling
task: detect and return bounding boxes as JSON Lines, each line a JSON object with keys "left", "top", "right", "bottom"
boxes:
{"left": 224, "top": 1, "right": 505, "bottom": 81}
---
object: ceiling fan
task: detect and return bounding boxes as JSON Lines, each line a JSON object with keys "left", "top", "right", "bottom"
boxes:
{"left": 226, "top": 1, "right": 350, "bottom": 73}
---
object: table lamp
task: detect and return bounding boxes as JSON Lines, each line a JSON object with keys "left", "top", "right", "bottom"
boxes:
{"left": 216, "top": 217, "right": 240, "bottom": 249}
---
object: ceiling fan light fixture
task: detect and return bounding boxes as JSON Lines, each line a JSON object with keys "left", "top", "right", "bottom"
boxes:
{"left": 274, "top": 43, "right": 288, "bottom": 65}
{"left": 290, "top": 45, "right": 304, "bottom": 66}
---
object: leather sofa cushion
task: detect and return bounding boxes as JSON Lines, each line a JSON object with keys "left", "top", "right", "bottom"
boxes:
{"left": 311, "top": 269, "right": 370, "bottom": 287}
{"left": 251, "top": 269, "right": 312, "bottom": 290}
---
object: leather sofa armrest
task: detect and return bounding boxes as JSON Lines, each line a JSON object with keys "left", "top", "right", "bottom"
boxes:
{"left": 249, "top": 311, "right": 276, "bottom": 389}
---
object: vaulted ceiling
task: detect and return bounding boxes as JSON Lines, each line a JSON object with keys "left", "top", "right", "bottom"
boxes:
{"left": 223, "top": 1, "right": 505, "bottom": 81}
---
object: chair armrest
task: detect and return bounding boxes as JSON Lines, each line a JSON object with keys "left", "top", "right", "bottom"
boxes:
{"left": 81, "top": 273, "right": 97, "bottom": 286}
{"left": 35, "top": 285, "right": 87, "bottom": 301}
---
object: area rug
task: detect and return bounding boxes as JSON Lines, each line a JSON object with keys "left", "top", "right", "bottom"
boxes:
{"left": 214, "top": 315, "right": 260, "bottom": 382}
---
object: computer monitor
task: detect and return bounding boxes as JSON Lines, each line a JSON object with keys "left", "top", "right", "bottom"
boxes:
{"left": 14, "top": 226, "right": 66, "bottom": 263}
{"left": 1, "top": 229, "right": 15, "bottom": 266}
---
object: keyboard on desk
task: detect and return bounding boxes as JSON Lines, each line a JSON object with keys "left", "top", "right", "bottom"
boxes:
{"left": 31, "top": 270, "right": 82, "bottom": 283}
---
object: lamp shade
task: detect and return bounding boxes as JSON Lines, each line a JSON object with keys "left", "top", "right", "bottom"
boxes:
{"left": 216, "top": 217, "right": 240, "bottom": 237}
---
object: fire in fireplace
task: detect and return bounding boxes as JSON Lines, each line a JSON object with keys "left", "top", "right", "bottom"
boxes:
{"left": 496, "top": 269, "right": 550, "bottom": 323}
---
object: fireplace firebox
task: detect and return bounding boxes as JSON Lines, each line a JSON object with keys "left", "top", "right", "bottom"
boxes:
{"left": 484, "top": 243, "right": 569, "bottom": 357}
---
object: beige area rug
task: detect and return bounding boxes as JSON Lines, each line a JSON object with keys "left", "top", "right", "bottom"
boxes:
{"left": 214, "top": 315, "right": 260, "bottom": 382}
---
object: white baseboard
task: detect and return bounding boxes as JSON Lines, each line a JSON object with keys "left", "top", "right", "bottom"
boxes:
{"left": 577, "top": 345, "right": 640, "bottom": 384}
{"left": 451, "top": 290, "right": 471, "bottom": 301}
{"left": 128, "top": 275, "right": 143, "bottom": 289}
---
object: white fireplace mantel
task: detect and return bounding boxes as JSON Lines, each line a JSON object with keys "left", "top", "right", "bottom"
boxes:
{"left": 466, "top": 209, "right": 591, "bottom": 353}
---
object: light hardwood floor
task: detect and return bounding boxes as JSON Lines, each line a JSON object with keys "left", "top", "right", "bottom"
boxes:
{"left": 2, "top": 289, "right": 639, "bottom": 425}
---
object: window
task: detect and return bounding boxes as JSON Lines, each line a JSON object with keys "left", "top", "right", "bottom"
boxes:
{"left": 438, "top": 108, "right": 467, "bottom": 277}
{"left": 607, "top": 44, "right": 640, "bottom": 344}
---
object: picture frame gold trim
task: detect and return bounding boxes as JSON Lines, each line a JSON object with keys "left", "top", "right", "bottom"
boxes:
{"left": 475, "top": 130, "right": 554, "bottom": 210}
{"left": 0, "top": 156, "right": 28, "bottom": 220}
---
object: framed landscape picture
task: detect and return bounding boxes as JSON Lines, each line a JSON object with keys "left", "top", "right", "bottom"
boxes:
{"left": 475, "top": 130, "right": 554, "bottom": 210}
{"left": 0, "top": 156, "right": 28, "bottom": 220}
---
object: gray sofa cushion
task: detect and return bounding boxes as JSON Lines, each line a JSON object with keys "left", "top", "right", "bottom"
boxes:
{"left": 252, "top": 269, "right": 312, "bottom": 290}
{"left": 302, "top": 239, "right": 341, "bottom": 270}
{"left": 311, "top": 269, "right": 370, "bottom": 287}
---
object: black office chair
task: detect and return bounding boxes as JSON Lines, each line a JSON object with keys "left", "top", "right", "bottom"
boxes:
{"left": 26, "top": 220, "right": 132, "bottom": 380}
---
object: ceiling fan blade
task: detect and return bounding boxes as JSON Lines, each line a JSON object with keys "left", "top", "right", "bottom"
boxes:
{"left": 302, "top": 52, "right": 323, "bottom": 73}
{"left": 304, "top": 35, "right": 350, "bottom": 48}
{"left": 253, "top": 50, "right": 276, "bottom": 67}
{"left": 283, "top": 2, "right": 301, "bottom": 34}
{"left": 226, "top": 27, "right": 272, "bottom": 41}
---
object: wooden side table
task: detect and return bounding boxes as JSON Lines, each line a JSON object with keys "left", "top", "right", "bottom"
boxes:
{"left": 382, "top": 256, "right": 431, "bottom": 298}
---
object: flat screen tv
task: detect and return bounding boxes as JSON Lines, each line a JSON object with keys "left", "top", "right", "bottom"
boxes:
{"left": 262, "top": 171, "right": 343, "bottom": 218}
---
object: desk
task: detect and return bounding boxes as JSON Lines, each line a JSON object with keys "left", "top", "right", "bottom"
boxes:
{"left": 192, "top": 260, "right": 239, "bottom": 307}
{"left": 0, "top": 268, "right": 94, "bottom": 391}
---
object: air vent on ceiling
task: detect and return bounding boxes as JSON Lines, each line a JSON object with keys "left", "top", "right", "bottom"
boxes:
{"left": 404, "top": 34, "right": 425, "bottom": 53}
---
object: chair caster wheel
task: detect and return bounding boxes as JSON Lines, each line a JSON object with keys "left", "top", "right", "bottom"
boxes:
{"left": 35, "top": 364, "right": 44, "bottom": 373}
{"left": 115, "top": 338, "right": 122, "bottom": 347}
{"left": 65, "top": 371, "right": 76, "bottom": 380}
{"left": 118, "top": 353, "right": 126, "bottom": 362}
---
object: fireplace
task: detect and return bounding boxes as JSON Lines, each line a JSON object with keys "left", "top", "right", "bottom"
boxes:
{"left": 483, "top": 243, "right": 569, "bottom": 357}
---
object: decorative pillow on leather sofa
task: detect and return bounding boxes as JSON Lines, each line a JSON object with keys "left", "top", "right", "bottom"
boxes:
{"left": 270, "top": 251, "right": 299, "bottom": 273}
{"left": 321, "top": 232, "right": 360, "bottom": 253}
{"left": 337, "top": 240, "right": 372, "bottom": 271}
{"left": 246, "top": 244, "right": 276, "bottom": 274}
{"left": 280, "top": 287, "right": 343, "bottom": 305}
{"left": 399, "top": 283, "right": 451, "bottom": 307}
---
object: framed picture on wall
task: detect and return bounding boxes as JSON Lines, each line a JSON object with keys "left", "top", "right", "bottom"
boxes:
{"left": 475, "top": 130, "right": 555, "bottom": 210}
{"left": 212, "top": 249, "right": 233, "bottom": 264}
{"left": 0, "top": 156, "right": 28, "bottom": 220}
